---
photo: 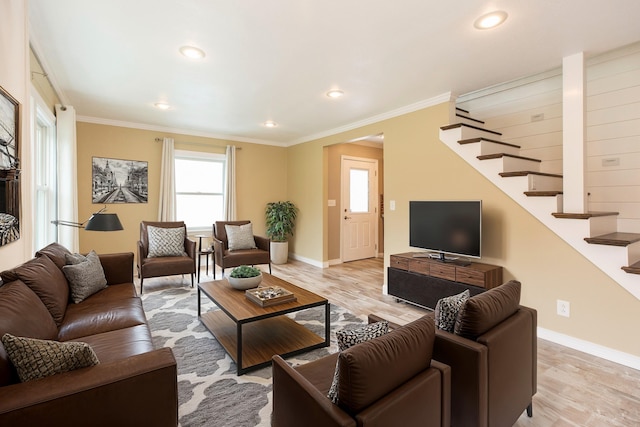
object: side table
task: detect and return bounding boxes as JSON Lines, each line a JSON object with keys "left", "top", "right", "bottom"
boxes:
{"left": 195, "top": 234, "right": 213, "bottom": 283}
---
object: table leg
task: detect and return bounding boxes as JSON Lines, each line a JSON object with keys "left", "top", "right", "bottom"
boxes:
{"left": 325, "top": 303, "right": 331, "bottom": 346}
{"left": 237, "top": 323, "right": 243, "bottom": 375}
{"left": 197, "top": 287, "right": 201, "bottom": 317}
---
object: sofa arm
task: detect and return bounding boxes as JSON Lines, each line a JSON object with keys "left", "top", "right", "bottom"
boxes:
{"left": 212, "top": 237, "right": 225, "bottom": 265}
{"left": 98, "top": 252, "right": 134, "bottom": 285}
{"left": 272, "top": 355, "right": 356, "bottom": 427}
{"left": 0, "top": 348, "right": 178, "bottom": 427}
{"left": 184, "top": 237, "right": 196, "bottom": 261}
{"left": 433, "top": 330, "right": 488, "bottom": 427}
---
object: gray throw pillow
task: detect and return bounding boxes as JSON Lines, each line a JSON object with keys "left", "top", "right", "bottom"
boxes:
{"left": 225, "top": 223, "right": 257, "bottom": 251}
{"left": 147, "top": 225, "right": 187, "bottom": 257}
{"left": 62, "top": 250, "right": 108, "bottom": 303}
{"left": 1, "top": 333, "right": 99, "bottom": 382}
{"left": 434, "top": 290, "right": 470, "bottom": 333}
{"left": 328, "top": 321, "right": 389, "bottom": 403}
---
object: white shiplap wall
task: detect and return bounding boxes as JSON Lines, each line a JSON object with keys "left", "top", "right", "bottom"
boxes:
{"left": 456, "top": 42, "right": 640, "bottom": 233}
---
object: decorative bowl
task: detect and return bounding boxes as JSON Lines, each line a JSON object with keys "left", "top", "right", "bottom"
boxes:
{"left": 228, "top": 272, "right": 263, "bottom": 290}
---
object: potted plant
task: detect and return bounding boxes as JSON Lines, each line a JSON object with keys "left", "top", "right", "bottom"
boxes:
{"left": 228, "top": 265, "right": 263, "bottom": 290}
{"left": 265, "top": 201, "right": 297, "bottom": 264}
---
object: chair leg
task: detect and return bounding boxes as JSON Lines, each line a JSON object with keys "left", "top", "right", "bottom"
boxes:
{"left": 527, "top": 403, "right": 533, "bottom": 417}
{"left": 140, "top": 278, "right": 144, "bottom": 295}
{"left": 269, "top": 263, "right": 272, "bottom": 274}
{"left": 191, "top": 273, "right": 194, "bottom": 288}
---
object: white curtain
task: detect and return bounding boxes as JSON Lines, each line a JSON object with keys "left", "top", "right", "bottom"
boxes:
{"left": 158, "top": 137, "right": 176, "bottom": 221}
{"left": 224, "top": 145, "right": 236, "bottom": 220}
{"left": 55, "top": 104, "right": 79, "bottom": 252}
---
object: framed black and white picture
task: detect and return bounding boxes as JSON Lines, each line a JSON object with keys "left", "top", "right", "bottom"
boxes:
{"left": 0, "top": 85, "right": 20, "bottom": 246}
{"left": 92, "top": 157, "right": 148, "bottom": 204}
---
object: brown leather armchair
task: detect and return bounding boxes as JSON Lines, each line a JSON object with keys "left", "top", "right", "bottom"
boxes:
{"left": 272, "top": 315, "right": 451, "bottom": 427}
{"left": 372, "top": 280, "right": 537, "bottom": 427}
{"left": 211, "top": 220, "right": 271, "bottom": 278}
{"left": 137, "top": 221, "right": 196, "bottom": 294}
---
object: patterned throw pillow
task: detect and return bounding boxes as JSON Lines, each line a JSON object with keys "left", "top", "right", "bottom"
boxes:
{"left": 434, "top": 290, "right": 470, "bottom": 333}
{"left": 225, "top": 223, "right": 257, "bottom": 251}
{"left": 1, "top": 333, "right": 99, "bottom": 382}
{"left": 62, "top": 250, "right": 108, "bottom": 303}
{"left": 328, "top": 321, "right": 389, "bottom": 403}
{"left": 147, "top": 226, "right": 187, "bottom": 258}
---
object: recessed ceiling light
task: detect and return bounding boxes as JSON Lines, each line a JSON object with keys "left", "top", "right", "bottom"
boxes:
{"left": 179, "top": 45, "right": 206, "bottom": 59}
{"left": 154, "top": 102, "right": 171, "bottom": 110}
{"left": 264, "top": 120, "right": 277, "bottom": 128}
{"left": 474, "top": 11, "right": 508, "bottom": 30}
{"left": 326, "top": 89, "right": 344, "bottom": 98}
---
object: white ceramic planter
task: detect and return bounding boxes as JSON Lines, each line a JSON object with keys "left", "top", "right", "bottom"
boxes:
{"left": 228, "top": 272, "right": 263, "bottom": 290}
{"left": 270, "top": 241, "right": 289, "bottom": 265}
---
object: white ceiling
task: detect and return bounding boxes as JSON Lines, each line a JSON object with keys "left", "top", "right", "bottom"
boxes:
{"left": 29, "top": 0, "right": 640, "bottom": 146}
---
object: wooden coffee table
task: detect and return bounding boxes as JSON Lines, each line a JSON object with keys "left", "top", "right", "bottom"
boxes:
{"left": 197, "top": 273, "right": 330, "bottom": 375}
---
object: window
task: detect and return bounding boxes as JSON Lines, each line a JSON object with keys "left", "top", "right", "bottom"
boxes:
{"left": 31, "top": 93, "right": 57, "bottom": 251}
{"left": 175, "top": 150, "right": 225, "bottom": 231}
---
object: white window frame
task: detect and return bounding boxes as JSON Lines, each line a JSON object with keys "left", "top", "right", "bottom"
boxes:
{"left": 174, "top": 149, "right": 226, "bottom": 233}
{"left": 30, "top": 88, "right": 57, "bottom": 252}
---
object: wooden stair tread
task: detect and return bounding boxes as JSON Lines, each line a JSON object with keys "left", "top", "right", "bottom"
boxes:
{"left": 584, "top": 232, "right": 640, "bottom": 247}
{"left": 499, "top": 171, "right": 563, "bottom": 178}
{"left": 622, "top": 261, "right": 640, "bottom": 275}
{"left": 440, "top": 123, "right": 502, "bottom": 136}
{"left": 552, "top": 211, "right": 619, "bottom": 219}
{"left": 455, "top": 113, "right": 485, "bottom": 125}
{"left": 458, "top": 137, "right": 520, "bottom": 149}
{"left": 455, "top": 107, "right": 470, "bottom": 114}
{"left": 525, "top": 191, "right": 563, "bottom": 197}
{"left": 478, "top": 153, "right": 542, "bottom": 162}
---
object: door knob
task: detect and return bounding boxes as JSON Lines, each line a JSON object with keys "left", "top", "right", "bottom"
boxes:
{"left": 344, "top": 216, "right": 351, "bottom": 220}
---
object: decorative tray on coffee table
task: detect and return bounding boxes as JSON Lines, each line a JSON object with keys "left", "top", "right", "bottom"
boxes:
{"left": 245, "top": 286, "right": 297, "bottom": 307}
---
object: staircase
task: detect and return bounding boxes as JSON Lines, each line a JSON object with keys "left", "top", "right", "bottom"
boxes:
{"left": 440, "top": 107, "right": 640, "bottom": 299}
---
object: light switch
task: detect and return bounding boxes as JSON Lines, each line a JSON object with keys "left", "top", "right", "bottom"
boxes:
{"left": 390, "top": 200, "right": 396, "bottom": 211}
{"left": 327, "top": 199, "right": 336, "bottom": 207}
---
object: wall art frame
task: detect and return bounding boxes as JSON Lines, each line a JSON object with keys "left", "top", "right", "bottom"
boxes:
{"left": 0, "top": 84, "right": 21, "bottom": 246}
{"left": 92, "top": 156, "right": 148, "bottom": 204}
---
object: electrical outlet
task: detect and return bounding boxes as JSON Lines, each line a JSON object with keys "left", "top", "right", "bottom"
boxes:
{"left": 557, "top": 300, "right": 570, "bottom": 317}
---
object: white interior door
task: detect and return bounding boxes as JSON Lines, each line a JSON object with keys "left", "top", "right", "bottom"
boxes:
{"left": 341, "top": 156, "right": 378, "bottom": 262}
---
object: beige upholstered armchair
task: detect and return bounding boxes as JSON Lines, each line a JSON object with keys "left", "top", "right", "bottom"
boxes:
{"left": 211, "top": 220, "right": 270, "bottom": 278}
{"left": 137, "top": 221, "right": 196, "bottom": 294}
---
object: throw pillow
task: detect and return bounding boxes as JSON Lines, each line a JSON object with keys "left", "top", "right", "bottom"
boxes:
{"left": 225, "top": 223, "right": 257, "bottom": 251}
{"left": 62, "top": 251, "right": 108, "bottom": 303}
{"left": 434, "top": 290, "right": 470, "bottom": 333}
{"left": 1, "top": 333, "right": 99, "bottom": 383}
{"left": 328, "top": 321, "right": 389, "bottom": 403}
{"left": 147, "top": 225, "right": 187, "bottom": 257}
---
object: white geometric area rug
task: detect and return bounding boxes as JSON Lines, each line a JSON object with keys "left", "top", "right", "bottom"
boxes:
{"left": 141, "top": 285, "right": 364, "bottom": 427}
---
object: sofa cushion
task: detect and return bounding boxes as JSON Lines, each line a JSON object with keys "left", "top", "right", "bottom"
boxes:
{"left": 1, "top": 333, "right": 99, "bottom": 382}
{"left": 62, "top": 251, "right": 108, "bottom": 303}
{"left": 35, "top": 242, "right": 73, "bottom": 270}
{"left": 337, "top": 315, "right": 435, "bottom": 415}
{"left": 328, "top": 321, "right": 389, "bottom": 402}
{"left": 454, "top": 280, "right": 521, "bottom": 340}
{"left": 147, "top": 225, "right": 187, "bottom": 258}
{"left": 75, "top": 324, "right": 154, "bottom": 364}
{"left": 434, "top": 289, "right": 470, "bottom": 333}
{"left": 0, "top": 280, "right": 58, "bottom": 386}
{"left": 225, "top": 223, "right": 257, "bottom": 251}
{"left": 58, "top": 297, "right": 148, "bottom": 341}
{"left": 0, "top": 255, "right": 69, "bottom": 326}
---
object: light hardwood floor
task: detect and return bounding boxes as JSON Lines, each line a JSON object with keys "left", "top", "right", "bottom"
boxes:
{"left": 142, "top": 257, "right": 640, "bottom": 426}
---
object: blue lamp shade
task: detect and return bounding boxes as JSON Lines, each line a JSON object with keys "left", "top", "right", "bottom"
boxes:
{"left": 84, "top": 213, "right": 124, "bottom": 231}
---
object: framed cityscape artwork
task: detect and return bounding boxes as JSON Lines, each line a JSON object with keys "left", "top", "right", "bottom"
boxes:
{"left": 92, "top": 156, "right": 148, "bottom": 204}
{"left": 0, "top": 85, "right": 20, "bottom": 246}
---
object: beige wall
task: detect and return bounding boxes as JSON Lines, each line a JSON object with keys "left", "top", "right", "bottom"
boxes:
{"left": 0, "top": 0, "right": 31, "bottom": 271}
{"left": 326, "top": 143, "right": 384, "bottom": 261}
{"left": 289, "top": 102, "right": 640, "bottom": 357}
{"left": 76, "top": 122, "right": 287, "bottom": 257}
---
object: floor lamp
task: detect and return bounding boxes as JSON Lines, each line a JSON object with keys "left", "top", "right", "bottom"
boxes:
{"left": 51, "top": 206, "right": 124, "bottom": 231}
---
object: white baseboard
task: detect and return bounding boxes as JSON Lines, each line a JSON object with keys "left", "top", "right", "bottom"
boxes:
{"left": 538, "top": 327, "right": 640, "bottom": 371}
{"left": 288, "top": 253, "right": 326, "bottom": 268}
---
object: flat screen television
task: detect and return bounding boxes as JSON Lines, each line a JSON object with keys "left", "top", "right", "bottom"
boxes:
{"left": 409, "top": 200, "right": 482, "bottom": 262}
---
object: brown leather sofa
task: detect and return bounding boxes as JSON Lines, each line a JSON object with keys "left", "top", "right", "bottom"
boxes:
{"left": 0, "top": 243, "right": 178, "bottom": 426}
{"left": 272, "top": 314, "right": 451, "bottom": 427}
{"left": 212, "top": 220, "right": 271, "bottom": 277}
{"left": 372, "top": 279, "right": 537, "bottom": 427}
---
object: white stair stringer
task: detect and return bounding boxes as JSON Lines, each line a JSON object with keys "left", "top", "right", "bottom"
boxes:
{"left": 439, "top": 126, "right": 640, "bottom": 301}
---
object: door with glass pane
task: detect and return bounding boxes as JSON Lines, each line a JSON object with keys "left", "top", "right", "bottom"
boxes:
{"left": 341, "top": 156, "right": 378, "bottom": 262}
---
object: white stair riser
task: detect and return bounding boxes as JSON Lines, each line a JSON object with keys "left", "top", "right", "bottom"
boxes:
{"left": 528, "top": 175, "right": 563, "bottom": 192}
{"left": 479, "top": 141, "right": 519, "bottom": 156}
{"left": 589, "top": 215, "right": 618, "bottom": 237}
{"left": 502, "top": 157, "right": 541, "bottom": 173}
{"left": 459, "top": 126, "right": 502, "bottom": 141}
{"left": 456, "top": 116, "right": 485, "bottom": 127}
{"left": 628, "top": 241, "right": 640, "bottom": 265}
